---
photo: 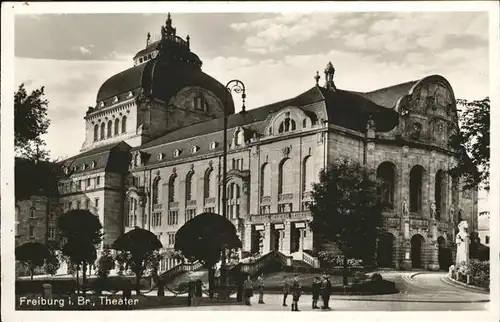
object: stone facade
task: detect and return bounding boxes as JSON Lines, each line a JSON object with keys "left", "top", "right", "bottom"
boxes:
{"left": 18, "top": 15, "right": 479, "bottom": 274}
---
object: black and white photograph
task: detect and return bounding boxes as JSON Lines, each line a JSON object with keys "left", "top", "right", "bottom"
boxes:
{"left": 1, "top": 1, "right": 499, "bottom": 321}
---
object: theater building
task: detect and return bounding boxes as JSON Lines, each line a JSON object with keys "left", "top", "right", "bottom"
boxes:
{"left": 56, "top": 14, "right": 478, "bottom": 272}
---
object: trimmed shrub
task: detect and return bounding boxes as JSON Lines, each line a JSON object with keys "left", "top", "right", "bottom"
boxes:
{"left": 466, "top": 259, "right": 489, "bottom": 288}
{"left": 370, "top": 273, "right": 383, "bottom": 282}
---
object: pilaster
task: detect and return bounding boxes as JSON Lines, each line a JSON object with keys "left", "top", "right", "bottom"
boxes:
{"left": 263, "top": 223, "right": 272, "bottom": 254}
{"left": 283, "top": 221, "right": 292, "bottom": 254}
{"left": 244, "top": 224, "right": 252, "bottom": 252}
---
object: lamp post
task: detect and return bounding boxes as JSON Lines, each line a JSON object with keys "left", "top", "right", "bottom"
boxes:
{"left": 219, "top": 79, "right": 246, "bottom": 297}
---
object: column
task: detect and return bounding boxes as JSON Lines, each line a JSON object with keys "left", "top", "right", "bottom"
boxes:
{"left": 283, "top": 221, "right": 291, "bottom": 254}
{"left": 263, "top": 222, "right": 272, "bottom": 254}
{"left": 244, "top": 224, "right": 252, "bottom": 252}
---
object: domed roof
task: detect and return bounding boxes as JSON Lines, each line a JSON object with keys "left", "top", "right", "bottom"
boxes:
{"left": 95, "top": 14, "right": 232, "bottom": 112}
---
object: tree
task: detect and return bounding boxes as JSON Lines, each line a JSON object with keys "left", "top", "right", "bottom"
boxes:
{"left": 15, "top": 242, "right": 51, "bottom": 280}
{"left": 174, "top": 212, "right": 242, "bottom": 297}
{"left": 449, "top": 97, "right": 490, "bottom": 191}
{"left": 14, "top": 83, "right": 51, "bottom": 160}
{"left": 111, "top": 228, "right": 163, "bottom": 294}
{"left": 57, "top": 209, "right": 103, "bottom": 292}
{"left": 44, "top": 249, "right": 61, "bottom": 276}
{"left": 309, "top": 158, "right": 383, "bottom": 285}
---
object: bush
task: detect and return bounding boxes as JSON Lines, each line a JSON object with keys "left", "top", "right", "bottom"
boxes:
{"left": 466, "top": 259, "right": 489, "bottom": 288}
{"left": 371, "top": 273, "right": 383, "bottom": 282}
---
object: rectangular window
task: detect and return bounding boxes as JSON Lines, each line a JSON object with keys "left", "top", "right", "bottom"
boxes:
{"left": 260, "top": 205, "right": 270, "bottom": 214}
{"left": 168, "top": 211, "right": 179, "bottom": 225}
{"left": 485, "top": 236, "right": 490, "bottom": 244}
{"left": 49, "top": 212, "right": 56, "bottom": 221}
{"left": 48, "top": 228, "right": 56, "bottom": 240}
{"left": 152, "top": 213, "right": 162, "bottom": 227}
{"left": 29, "top": 226, "right": 34, "bottom": 238}
{"left": 204, "top": 207, "right": 215, "bottom": 213}
{"left": 185, "top": 209, "right": 196, "bottom": 222}
{"left": 232, "top": 158, "right": 236, "bottom": 170}
{"left": 76, "top": 201, "right": 81, "bottom": 209}
{"left": 85, "top": 199, "right": 90, "bottom": 209}
{"left": 78, "top": 180, "right": 82, "bottom": 190}
{"left": 87, "top": 178, "right": 91, "bottom": 188}
{"left": 278, "top": 203, "right": 293, "bottom": 213}
{"left": 168, "top": 233, "right": 176, "bottom": 246}
{"left": 96, "top": 176, "right": 101, "bottom": 186}
{"left": 95, "top": 198, "right": 99, "bottom": 209}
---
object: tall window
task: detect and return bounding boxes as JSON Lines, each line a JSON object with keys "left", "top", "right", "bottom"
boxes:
{"left": 114, "top": 118, "right": 120, "bottom": 135}
{"left": 204, "top": 168, "right": 213, "bottom": 199}
{"left": 121, "top": 115, "right": 127, "bottom": 133}
{"left": 168, "top": 174, "right": 177, "bottom": 203}
{"left": 167, "top": 210, "right": 179, "bottom": 225}
{"left": 29, "top": 207, "right": 35, "bottom": 218}
{"left": 278, "top": 113, "right": 296, "bottom": 134}
{"left": 260, "top": 163, "right": 271, "bottom": 197}
{"left": 100, "top": 123, "right": 106, "bottom": 140}
{"left": 278, "top": 158, "right": 292, "bottom": 194}
{"left": 301, "top": 156, "right": 315, "bottom": 192}
{"left": 377, "top": 162, "right": 396, "bottom": 207}
{"left": 227, "top": 182, "right": 241, "bottom": 219}
{"left": 94, "top": 124, "right": 99, "bottom": 141}
{"left": 152, "top": 178, "right": 161, "bottom": 205}
{"left": 107, "top": 120, "right": 112, "bottom": 138}
{"left": 435, "top": 170, "right": 448, "bottom": 220}
{"left": 185, "top": 171, "right": 194, "bottom": 201}
{"left": 126, "top": 197, "right": 137, "bottom": 227}
{"left": 409, "top": 165, "right": 425, "bottom": 213}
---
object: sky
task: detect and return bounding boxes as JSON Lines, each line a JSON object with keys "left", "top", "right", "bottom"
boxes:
{"left": 13, "top": 11, "right": 489, "bottom": 160}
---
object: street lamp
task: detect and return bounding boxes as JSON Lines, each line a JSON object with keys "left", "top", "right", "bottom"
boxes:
{"left": 219, "top": 79, "right": 246, "bottom": 297}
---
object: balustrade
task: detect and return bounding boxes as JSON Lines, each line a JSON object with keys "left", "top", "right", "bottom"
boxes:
{"left": 153, "top": 203, "right": 163, "bottom": 212}
{"left": 187, "top": 200, "right": 197, "bottom": 207}
{"left": 169, "top": 201, "right": 179, "bottom": 209}
{"left": 204, "top": 197, "right": 216, "bottom": 205}
{"left": 278, "top": 193, "right": 293, "bottom": 202}
{"left": 250, "top": 210, "right": 313, "bottom": 223}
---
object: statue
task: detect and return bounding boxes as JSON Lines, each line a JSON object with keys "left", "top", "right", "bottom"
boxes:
{"left": 366, "top": 114, "right": 376, "bottom": 132}
{"left": 237, "top": 129, "right": 245, "bottom": 145}
{"left": 455, "top": 220, "right": 470, "bottom": 266}
{"left": 430, "top": 201, "right": 437, "bottom": 219}
{"left": 449, "top": 204, "right": 455, "bottom": 222}
{"left": 402, "top": 198, "right": 409, "bottom": 217}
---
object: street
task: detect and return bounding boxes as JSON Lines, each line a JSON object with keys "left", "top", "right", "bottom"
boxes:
{"left": 151, "top": 271, "right": 490, "bottom": 311}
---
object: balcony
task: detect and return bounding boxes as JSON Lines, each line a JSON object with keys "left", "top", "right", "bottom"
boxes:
{"left": 301, "top": 191, "right": 312, "bottom": 200}
{"left": 278, "top": 193, "right": 293, "bottom": 202}
{"left": 169, "top": 201, "right": 179, "bottom": 209}
{"left": 249, "top": 210, "right": 312, "bottom": 223}
{"left": 187, "top": 200, "right": 197, "bottom": 207}
{"left": 204, "top": 197, "right": 216, "bottom": 205}
{"left": 260, "top": 196, "right": 271, "bottom": 204}
{"left": 153, "top": 203, "right": 163, "bottom": 212}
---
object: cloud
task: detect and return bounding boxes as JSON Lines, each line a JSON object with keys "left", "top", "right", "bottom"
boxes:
{"left": 72, "top": 45, "right": 94, "bottom": 56}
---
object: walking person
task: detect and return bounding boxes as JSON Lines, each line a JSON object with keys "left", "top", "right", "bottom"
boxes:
{"left": 321, "top": 275, "right": 332, "bottom": 310}
{"left": 282, "top": 275, "right": 290, "bottom": 307}
{"left": 257, "top": 273, "right": 265, "bottom": 304}
{"left": 291, "top": 274, "right": 302, "bottom": 311}
{"left": 311, "top": 276, "right": 321, "bottom": 309}
{"left": 243, "top": 274, "right": 254, "bottom": 306}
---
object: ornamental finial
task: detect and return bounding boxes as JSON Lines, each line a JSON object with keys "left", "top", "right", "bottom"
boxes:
{"left": 314, "top": 71, "right": 320, "bottom": 86}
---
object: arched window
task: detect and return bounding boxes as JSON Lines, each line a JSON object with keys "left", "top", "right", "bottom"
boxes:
{"left": 302, "top": 156, "right": 315, "bottom": 192}
{"left": 29, "top": 207, "right": 36, "bottom": 218}
{"left": 234, "top": 130, "right": 240, "bottom": 146}
{"left": 227, "top": 182, "right": 241, "bottom": 219}
{"left": 168, "top": 174, "right": 177, "bottom": 203}
{"left": 409, "top": 165, "right": 425, "bottom": 213}
{"left": 121, "top": 115, "right": 127, "bottom": 133}
{"left": 152, "top": 178, "right": 161, "bottom": 205}
{"left": 260, "top": 163, "right": 271, "bottom": 197}
{"left": 185, "top": 171, "right": 194, "bottom": 201}
{"left": 435, "top": 170, "right": 448, "bottom": 220}
{"left": 278, "top": 158, "right": 292, "bottom": 194}
{"left": 114, "top": 118, "right": 120, "bottom": 135}
{"left": 377, "top": 162, "right": 396, "bottom": 207}
{"left": 107, "top": 120, "right": 112, "bottom": 138}
{"left": 100, "top": 123, "right": 105, "bottom": 140}
{"left": 278, "top": 113, "right": 296, "bottom": 134}
{"left": 93, "top": 124, "right": 99, "bottom": 141}
{"left": 204, "top": 168, "right": 214, "bottom": 199}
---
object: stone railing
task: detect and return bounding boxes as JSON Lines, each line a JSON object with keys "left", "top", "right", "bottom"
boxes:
{"left": 249, "top": 210, "right": 313, "bottom": 223}
{"left": 234, "top": 250, "right": 293, "bottom": 276}
{"left": 159, "top": 261, "right": 203, "bottom": 282}
{"left": 204, "top": 197, "right": 216, "bottom": 205}
{"left": 412, "top": 218, "right": 429, "bottom": 229}
{"left": 187, "top": 200, "right": 197, "bottom": 207}
{"left": 302, "top": 251, "right": 320, "bottom": 268}
{"left": 278, "top": 193, "right": 293, "bottom": 202}
{"left": 260, "top": 196, "right": 271, "bottom": 204}
{"left": 153, "top": 203, "right": 163, "bottom": 212}
{"left": 169, "top": 201, "right": 179, "bottom": 209}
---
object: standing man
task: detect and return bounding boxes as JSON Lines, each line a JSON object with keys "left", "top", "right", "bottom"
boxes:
{"left": 257, "top": 273, "right": 265, "bottom": 304}
{"left": 291, "top": 274, "right": 302, "bottom": 312}
{"left": 282, "top": 275, "right": 290, "bottom": 307}
{"left": 311, "top": 276, "right": 321, "bottom": 309}
{"left": 321, "top": 275, "right": 332, "bottom": 310}
{"left": 243, "top": 274, "right": 254, "bottom": 306}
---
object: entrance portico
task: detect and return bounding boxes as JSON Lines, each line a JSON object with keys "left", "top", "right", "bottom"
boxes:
{"left": 244, "top": 211, "right": 313, "bottom": 257}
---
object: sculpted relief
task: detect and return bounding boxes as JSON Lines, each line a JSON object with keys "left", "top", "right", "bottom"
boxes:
{"left": 410, "top": 82, "right": 454, "bottom": 117}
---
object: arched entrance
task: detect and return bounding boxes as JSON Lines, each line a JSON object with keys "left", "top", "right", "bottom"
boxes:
{"left": 437, "top": 236, "right": 452, "bottom": 271}
{"left": 411, "top": 234, "right": 425, "bottom": 269}
{"left": 377, "top": 233, "right": 395, "bottom": 268}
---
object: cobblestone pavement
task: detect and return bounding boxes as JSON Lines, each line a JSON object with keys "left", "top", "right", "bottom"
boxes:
{"left": 150, "top": 271, "right": 490, "bottom": 311}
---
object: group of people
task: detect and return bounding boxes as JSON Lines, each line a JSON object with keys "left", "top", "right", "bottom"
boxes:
{"left": 239, "top": 273, "right": 333, "bottom": 311}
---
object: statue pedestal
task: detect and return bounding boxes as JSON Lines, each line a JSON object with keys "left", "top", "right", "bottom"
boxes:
{"left": 402, "top": 259, "right": 412, "bottom": 270}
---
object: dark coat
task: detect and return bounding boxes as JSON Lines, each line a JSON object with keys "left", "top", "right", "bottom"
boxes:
{"left": 291, "top": 280, "right": 302, "bottom": 298}
{"left": 312, "top": 280, "right": 322, "bottom": 295}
